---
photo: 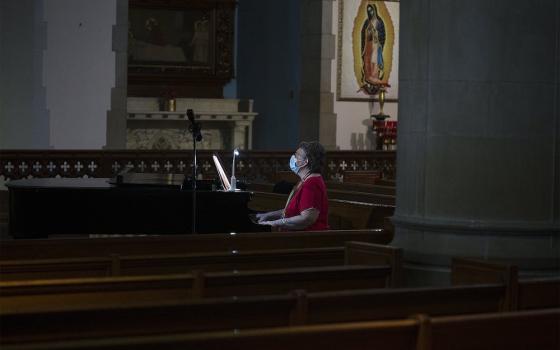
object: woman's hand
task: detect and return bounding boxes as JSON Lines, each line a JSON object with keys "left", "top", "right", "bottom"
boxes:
{"left": 256, "top": 212, "right": 272, "bottom": 223}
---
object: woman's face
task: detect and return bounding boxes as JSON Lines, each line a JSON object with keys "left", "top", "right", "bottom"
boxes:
{"left": 294, "top": 148, "right": 307, "bottom": 167}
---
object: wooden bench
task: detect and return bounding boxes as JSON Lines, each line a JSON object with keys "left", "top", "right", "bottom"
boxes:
{"left": 328, "top": 189, "right": 395, "bottom": 205}
{"left": 343, "top": 170, "right": 381, "bottom": 185}
{"left": 2, "top": 256, "right": 556, "bottom": 347}
{"left": 0, "top": 284, "right": 508, "bottom": 345}
{"left": 0, "top": 229, "right": 393, "bottom": 260}
{"left": 451, "top": 257, "right": 518, "bottom": 310}
{"left": 247, "top": 181, "right": 396, "bottom": 205}
{"left": 0, "top": 242, "right": 403, "bottom": 286}
{"left": 427, "top": 308, "right": 560, "bottom": 350}
{"left": 327, "top": 181, "right": 395, "bottom": 196}
{"left": 0, "top": 265, "right": 393, "bottom": 312}
{"left": 248, "top": 179, "right": 395, "bottom": 203}
{"left": 3, "top": 309, "right": 557, "bottom": 350}
{"left": 249, "top": 192, "right": 393, "bottom": 230}
{"left": 517, "top": 277, "right": 560, "bottom": 310}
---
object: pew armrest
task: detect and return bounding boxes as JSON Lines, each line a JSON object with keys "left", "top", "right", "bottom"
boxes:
{"left": 344, "top": 241, "right": 403, "bottom": 287}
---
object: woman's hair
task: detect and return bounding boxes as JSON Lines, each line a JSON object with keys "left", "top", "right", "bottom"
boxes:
{"left": 299, "top": 141, "right": 326, "bottom": 174}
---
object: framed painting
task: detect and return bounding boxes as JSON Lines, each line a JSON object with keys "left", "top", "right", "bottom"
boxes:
{"left": 129, "top": 4, "right": 213, "bottom": 71}
{"left": 337, "top": 0, "right": 400, "bottom": 101}
{"left": 128, "top": 0, "right": 235, "bottom": 98}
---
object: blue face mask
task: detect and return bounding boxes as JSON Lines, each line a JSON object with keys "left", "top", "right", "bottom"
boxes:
{"left": 290, "top": 154, "right": 306, "bottom": 174}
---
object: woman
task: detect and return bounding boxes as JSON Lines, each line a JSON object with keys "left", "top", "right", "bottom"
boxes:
{"left": 257, "top": 141, "right": 329, "bottom": 231}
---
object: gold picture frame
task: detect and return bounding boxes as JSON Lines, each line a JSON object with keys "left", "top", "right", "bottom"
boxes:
{"left": 337, "top": 0, "right": 400, "bottom": 101}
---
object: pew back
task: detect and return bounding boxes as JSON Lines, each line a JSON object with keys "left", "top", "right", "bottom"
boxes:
{"left": 0, "top": 247, "right": 345, "bottom": 281}
{"left": 1, "top": 241, "right": 401, "bottom": 282}
{"left": 517, "top": 277, "right": 560, "bottom": 310}
{"left": 249, "top": 191, "right": 390, "bottom": 230}
{"left": 430, "top": 308, "right": 560, "bottom": 350}
{"left": 451, "top": 257, "right": 518, "bottom": 311}
{"left": 4, "top": 309, "right": 557, "bottom": 350}
{"left": 0, "top": 229, "right": 392, "bottom": 260}
{"left": 0, "top": 285, "right": 507, "bottom": 345}
{"left": 0, "top": 265, "right": 392, "bottom": 312}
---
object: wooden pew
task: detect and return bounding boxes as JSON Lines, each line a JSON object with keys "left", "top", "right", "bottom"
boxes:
{"left": 247, "top": 181, "right": 396, "bottom": 205}
{"left": 0, "top": 242, "right": 402, "bottom": 282}
{"left": 0, "top": 229, "right": 393, "bottom": 260}
{"left": 0, "top": 284, "right": 508, "bottom": 345}
{"left": 451, "top": 257, "right": 560, "bottom": 311}
{"left": 2, "top": 256, "right": 555, "bottom": 347}
{"left": 249, "top": 192, "right": 392, "bottom": 230}
{"left": 428, "top": 308, "right": 560, "bottom": 350}
{"left": 328, "top": 189, "right": 395, "bottom": 206}
{"left": 517, "top": 277, "right": 560, "bottom": 310}
{"left": 0, "top": 247, "right": 345, "bottom": 281}
{"left": 0, "top": 265, "right": 392, "bottom": 311}
{"left": 4, "top": 309, "right": 557, "bottom": 350}
{"left": 343, "top": 170, "right": 381, "bottom": 185}
{"left": 451, "top": 257, "right": 518, "bottom": 310}
{"left": 326, "top": 181, "right": 395, "bottom": 196}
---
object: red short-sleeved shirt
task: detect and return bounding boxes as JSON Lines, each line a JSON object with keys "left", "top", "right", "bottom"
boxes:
{"left": 284, "top": 175, "right": 329, "bottom": 231}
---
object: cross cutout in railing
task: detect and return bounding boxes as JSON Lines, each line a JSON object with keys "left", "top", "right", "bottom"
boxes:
{"left": 138, "top": 161, "right": 146, "bottom": 172}
{"left": 5, "top": 162, "right": 14, "bottom": 173}
{"left": 33, "top": 162, "right": 42, "bottom": 172}
{"left": 74, "top": 162, "right": 83, "bottom": 172}
{"left": 47, "top": 162, "right": 56, "bottom": 172}
{"left": 112, "top": 162, "right": 121, "bottom": 173}
{"left": 178, "top": 161, "right": 186, "bottom": 171}
{"left": 18, "top": 162, "right": 29, "bottom": 173}
{"left": 88, "top": 161, "right": 98, "bottom": 172}
{"left": 164, "top": 161, "right": 173, "bottom": 172}
{"left": 61, "top": 162, "right": 70, "bottom": 172}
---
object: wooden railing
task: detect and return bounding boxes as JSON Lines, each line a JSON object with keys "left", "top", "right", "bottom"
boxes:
{"left": 0, "top": 150, "right": 396, "bottom": 183}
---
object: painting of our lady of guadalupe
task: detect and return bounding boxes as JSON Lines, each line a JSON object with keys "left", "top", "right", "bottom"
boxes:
{"left": 337, "top": 0, "right": 399, "bottom": 101}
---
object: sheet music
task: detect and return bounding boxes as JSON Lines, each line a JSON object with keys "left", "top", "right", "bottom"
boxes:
{"left": 213, "top": 154, "right": 231, "bottom": 191}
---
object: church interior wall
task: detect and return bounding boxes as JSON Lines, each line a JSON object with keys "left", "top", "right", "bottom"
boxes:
{"left": 43, "top": 0, "right": 116, "bottom": 149}
{"left": 237, "top": 0, "right": 301, "bottom": 150}
{"left": 0, "top": 0, "right": 384, "bottom": 151}
{"left": 0, "top": 0, "right": 49, "bottom": 149}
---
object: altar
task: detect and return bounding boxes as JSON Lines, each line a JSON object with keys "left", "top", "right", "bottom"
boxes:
{"left": 127, "top": 98, "right": 257, "bottom": 150}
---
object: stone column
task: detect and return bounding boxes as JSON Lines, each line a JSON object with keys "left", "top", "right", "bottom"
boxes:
{"left": 394, "top": 0, "right": 560, "bottom": 285}
{"left": 299, "top": 0, "right": 337, "bottom": 149}
{"left": 106, "top": 0, "right": 128, "bottom": 149}
{"left": 0, "top": 0, "right": 49, "bottom": 149}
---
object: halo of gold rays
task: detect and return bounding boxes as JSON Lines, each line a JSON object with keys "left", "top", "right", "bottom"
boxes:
{"left": 351, "top": 1, "right": 395, "bottom": 89}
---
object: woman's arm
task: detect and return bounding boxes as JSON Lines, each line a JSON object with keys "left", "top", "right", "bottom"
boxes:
{"left": 256, "top": 209, "right": 284, "bottom": 222}
{"left": 261, "top": 208, "right": 319, "bottom": 230}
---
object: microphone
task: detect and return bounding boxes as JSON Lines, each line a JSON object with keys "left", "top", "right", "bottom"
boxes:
{"left": 186, "top": 109, "right": 195, "bottom": 123}
{"left": 187, "top": 109, "right": 202, "bottom": 142}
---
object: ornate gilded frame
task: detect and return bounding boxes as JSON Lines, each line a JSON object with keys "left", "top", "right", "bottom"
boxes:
{"left": 336, "top": 0, "right": 400, "bottom": 101}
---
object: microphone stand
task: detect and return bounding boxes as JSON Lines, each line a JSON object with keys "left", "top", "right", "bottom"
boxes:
{"left": 186, "top": 109, "right": 202, "bottom": 234}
